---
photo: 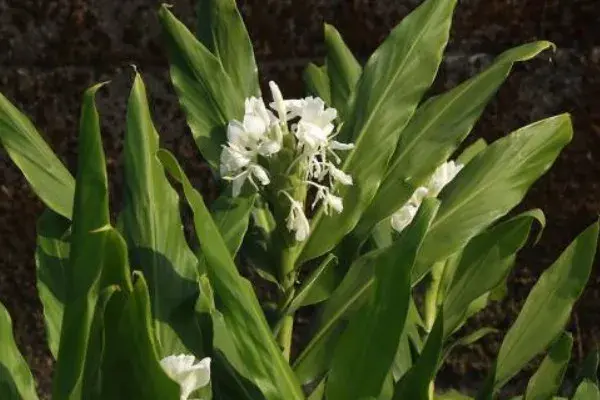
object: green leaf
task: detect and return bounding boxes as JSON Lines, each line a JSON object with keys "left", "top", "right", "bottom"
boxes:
{"left": 392, "top": 299, "right": 424, "bottom": 381}
{"left": 480, "top": 221, "right": 599, "bottom": 397}
{"left": 456, "top": 139, "right": 488, "bottom": 165}
{"left": 355, "top": 41, "right": 553, "bottom": 241}
{"left": 324, "top": 24, "right": 361, "bottom": 119}
{"left": 413, "top": 114, "right": 573, "bottom": 283}
{"left": 0, "top": 302, "right": 39, "bottom": 400}
{"left": 525, "top": 332, "right": 573, "bottom": 400}
{"left": 159, "top": 4, "right": 243, "bottom": 170}
{"left": 123, "top": 72, "right": 202, "bottom": 357}
{"left": 297, "top": 0, "right": 457, "bottom": 265}
{"left": 195, "top": 275, "right": 265, "bottom": 400}
{"left": 392, "top": 312, "right": 444, "bottom": 400}
{"left": 0, "top": 91, "right": 75, "bottom": 219}
{"left": 293, "top": 247, "right": 381, "bottom": 385}
{"left": 326, "top": 199, "right": 439, "bottom": 400}
{"left": 285, "top": 254, "right": 338, "bottom": 314}
{"left": 442, "top": 210, "right": 545, "bottom": 336}
{"left": 158, "top": 149, "right": 304, "bottom": 400}
{"left": 304, "top": 63, "right": 331, "bottom": 104}
{"left": 99, "top": 273, "right": 181, "bottom": 400}
{"left": 573, "top": 380, "right": 600, "bottom": 400}
{"left": 35, "top": 209, "right": 71, "bottom": 358}
{"left": 196, "top": 0, "right": 260, "bottom": 99}
{"left": 51, "top": 83, "right": 113, "bottom": 399}
{"left": 441, "top": 327, "right": 498, "bottom": 368}
{"left": 209, "top": 195, "right": 257, "bottom": 257}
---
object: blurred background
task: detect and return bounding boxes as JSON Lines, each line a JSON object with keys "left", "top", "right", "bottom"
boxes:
{"left": 0, "top": 0, "right": 599, "bottom": 398}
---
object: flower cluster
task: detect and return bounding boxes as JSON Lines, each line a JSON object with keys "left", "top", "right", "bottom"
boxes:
{"left": 160, "top": 354, "right": 211, "bottom": 400}
{"left": 219, "top": 82, "right": 354, "bottom": 242}
{"left": 391, "top": 160, "right": 463, "bottom": 233}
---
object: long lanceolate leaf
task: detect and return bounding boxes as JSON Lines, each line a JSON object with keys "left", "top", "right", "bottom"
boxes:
{"left": 99, "top": 273, "right": 181, "bottom": 400}
{"left": 51, "top": 84, "right": 132, "bottom": 400}
{"left": 324, "top": 24, "right": 361, "bottom": 120}
{"left": 354, "top": 41, "right": 554, "bottom": 241}
{"left": 123, "top": 72, "right": 202, "bottom": 357}
{"left": 525, "top": 332, "right": 573, "bottom": 400}
{"left": 35, "top": 209, "right": 71, "bottom": 358}
{"left": 297, "top": 0, "right": 458, "bottom": 265}
{"left": 196, "top": 0, "right": 260, "bottom": 99}
{"left": 478, "top": 221, "right": 599, "bottom": 398}
{"left": 0, "top": 302, "right": 39, "bottom": 400}
{"left": 159, "top": 5, "right": 243, "bottom": 170}
{"left": 326, "top": 199, "right": 439, "bottom": 400}
{"left": 304, "top": 63, "right": 331, "bottom": 105}
{"left": 392, "top": 313, "right": 444, "bottom": 400}
{"left": 412, "top": 114, "right": 573, "bottom": 282}
{"left": 442, "top": 210, "right": 545, "bottom": 336}
{"left": 158, "top": 149, "right": 304, "bottom": 400}
{"left": 0, "top": 92, "right": 75, "bottom": 219}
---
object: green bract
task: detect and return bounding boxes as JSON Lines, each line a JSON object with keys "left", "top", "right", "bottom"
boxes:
{"left": 0, "top": 1, "right": 597, "bottom": 399}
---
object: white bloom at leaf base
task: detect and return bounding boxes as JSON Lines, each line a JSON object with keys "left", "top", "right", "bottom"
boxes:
{"left": 160, "top": 355, "right": 211, "bottom": 400}
{"left": 219, "top": 95, "right": 282, "bottom": 196}
{"left": 391, "top": 203, "right": 419, "bottom": 233}
{"left": 283, "top": 192, "right": 310, "bottom": 242}
{"left": 428, "top": 160, "right": 463, "bottom": 197}
{"left": 390, "top": 161, "right": 463, "bottom": 234}
{"left": 292, "top": 97, "right": 338, "bottom": 150}
{"left": 309, "top": 182, "right": 344, "bottom": 216}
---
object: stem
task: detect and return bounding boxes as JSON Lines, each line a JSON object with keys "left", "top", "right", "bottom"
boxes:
{"left": 423, "top": 261, "right": 445, "bottom": 400}
{"left": 277, "top": 246, "right": 297, "bottom": 361}
{"left": 423, "top": 261, "right": 445, "bottom": 333}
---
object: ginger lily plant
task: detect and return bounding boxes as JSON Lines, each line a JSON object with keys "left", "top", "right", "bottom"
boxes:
{"left": 0, "top": 0, "right": 598, "bottom": 399}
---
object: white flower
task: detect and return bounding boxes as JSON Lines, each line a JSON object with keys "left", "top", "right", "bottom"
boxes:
{"left": 225, "top": 163, "right": 271, "bottom": 197}
{"left": 408, "top": 186, "right": 429, "bottom": 207}
{"left": 391, "top": 204, "right": 418, "bottom": 233}
{"left": 293, "top": 97, "right": 338, "bottom": 151}
{"left": 160, "top": 355, "right": 211, "bottom": 400}
{"left": 283, "top": 192, "right": 310, "bottom": 242}
{"left": 390, "top": 160, "right": 463, "bottom": 233}
{"left": 327, "top": 163, "right": 353, "bottom": 186}
{"left": 220, "top": 144, "right": 252, "bottom": 177}
{"left": 269, "top": 81, "right": 287, "bottom": 121}
{"left": 220, "top": 94, "right": 285, "bottom": 196}
{"left": 428, "top": 160, "right": 463, "bottom": 197}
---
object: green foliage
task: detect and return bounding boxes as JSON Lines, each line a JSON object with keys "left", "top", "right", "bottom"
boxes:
{"left": 0, "top": 1, "right": 597, "bottom": 400}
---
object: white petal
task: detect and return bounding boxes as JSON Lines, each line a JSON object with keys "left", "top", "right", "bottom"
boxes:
{"left": 220, "top": 146, "right": 251, "bottom": 176}
{"left": 296, "top": 121, "right": 328, "bottom": 149}
{"left": 250, "top": 164, "right": 270, "bottom": 186}
{"left": 269, "top": 81, "right": 287, "bottom": 121}
{"left": 227, "top": 120, "right": 247, "bottom": 146}
{"left": 329, "top": 164, "right": 353, "bottom": 186}
{"left": 428, "top": 160, "right": 463, "bottom": 197}
{"left": 160, "top": 355, "right": 211, "bottom": 400}
{"left": 330, "top": 140, "right": 355, "bottom": 151}
{"left": 390, "top": 204, "right": 418, "bottom": 233}
{"left": 243, "top": 114, "right": 268, "bottom": 139}
{"left": 320, "top": 107, "right": 338, "bottom": 126}
{"left": 284, "top": 198, "right": 310, "bottom": 242}
{"left": 293, "top": 209, "right": 311, "bottom": 241}
{"left": 326, "top": 193, "right": 343, "bottom": 214}
{"left": 408, "top": 186, "right": 429, "bottom": 206}
{"left": 257, "top": 139, "right": 281, "bottom": 157}
{"left": 231, "top": 172, "right": 249, "bottom": 197}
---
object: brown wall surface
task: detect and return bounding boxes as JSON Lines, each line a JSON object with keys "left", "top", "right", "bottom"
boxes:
{"left": 1, "top": 0, "right": 599, "bottom": 398}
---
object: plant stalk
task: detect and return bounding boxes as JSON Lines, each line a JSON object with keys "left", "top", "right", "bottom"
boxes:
{"left": 277, "top": 246, "right": 297, "bottom": 361}
{"left": 423, "top": 261, "right": 446, "bottom": 400}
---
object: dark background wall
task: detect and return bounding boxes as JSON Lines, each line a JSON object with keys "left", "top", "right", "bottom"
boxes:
{"left": 1, "top": 0, "right": 599, "bottom": 398}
